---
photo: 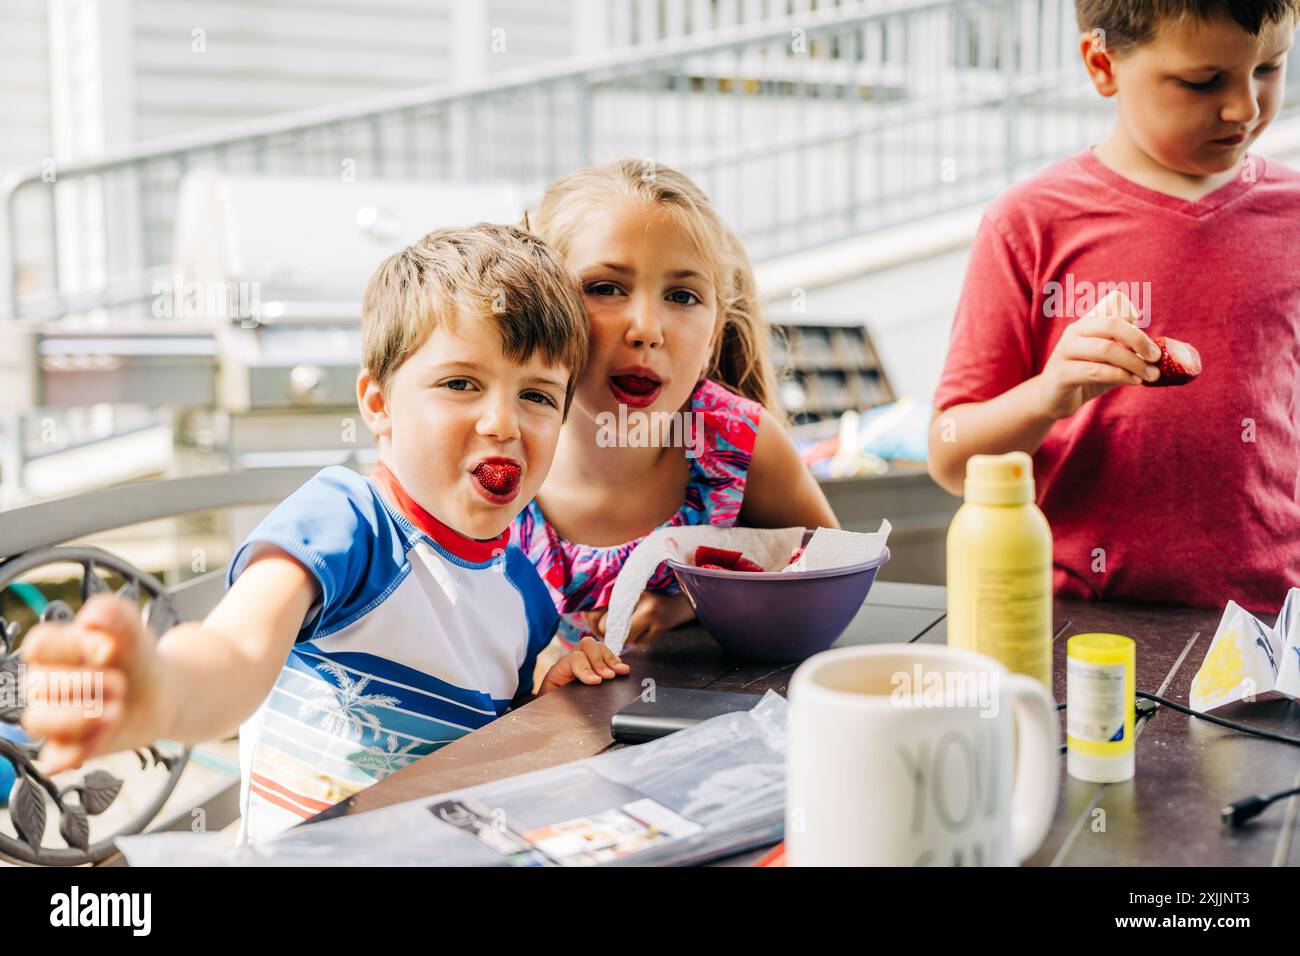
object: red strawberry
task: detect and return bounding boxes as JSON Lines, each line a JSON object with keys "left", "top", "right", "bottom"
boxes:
{"left": 694, "top": 546, "right": 765, "bottom": 572}
{"left": 695, "top": 546, "right": 744, "bottom": 568}
{"left": 472, "top": 461, "right": 521, "bottom": 495}
{"left": 1145, "top": 336, "right": 1202, "bottom": 387}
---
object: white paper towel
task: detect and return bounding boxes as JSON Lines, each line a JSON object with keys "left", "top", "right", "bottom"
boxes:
{"left": 784, "top": 520, "right": 891, "bottom": 573}
{"left": 602, "top": 522, "right": 891, "bottom": 654}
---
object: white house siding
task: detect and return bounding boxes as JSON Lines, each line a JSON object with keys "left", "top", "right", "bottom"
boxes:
{"left": 128, "top": 0, "right": 459, "bottom": 142}
{"left": 0, "top": 0, "right": 52, "bottom": 173}
{"left": 1, "top": 0, "right": 53, "bottom": 311}
{"left": 4, "top": 0, "right": 940, "bottom": 318}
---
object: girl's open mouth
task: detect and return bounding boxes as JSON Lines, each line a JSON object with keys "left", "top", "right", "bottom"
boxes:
{"left": 609, "top": 371, "right": 663, "bottom": 408}
{"left": 471, "top": 459, "right": 522, "bottom": 503}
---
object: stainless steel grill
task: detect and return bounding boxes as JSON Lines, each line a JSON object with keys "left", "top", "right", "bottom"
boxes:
{"left": 177, "top": 172, "right": 524, "bottom": 419}
{"left": 0, "top": 175, "right": 524, "bottom": 502}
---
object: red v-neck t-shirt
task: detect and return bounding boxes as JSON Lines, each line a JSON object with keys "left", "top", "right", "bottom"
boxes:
{"left": 934, "top": 149, "right": 1300, "bottom": 613}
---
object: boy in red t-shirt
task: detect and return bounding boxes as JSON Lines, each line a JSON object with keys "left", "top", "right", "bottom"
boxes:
{"left": 929, "top": 0, "right": 1300, "bottom": 613}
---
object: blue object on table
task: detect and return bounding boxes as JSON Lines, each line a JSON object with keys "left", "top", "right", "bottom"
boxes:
{"left": 0, "top": 722, "right": 28, "bottom": 806}
{"left": 857, "top": 399, "right": 931, "bottom": 462}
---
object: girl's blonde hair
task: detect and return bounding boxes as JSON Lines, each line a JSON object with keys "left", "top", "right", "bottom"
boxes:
{"left": 530, "top": 160, "right": 780, "bottom": 413}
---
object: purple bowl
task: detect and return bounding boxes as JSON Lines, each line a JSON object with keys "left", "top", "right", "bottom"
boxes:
{"left": 666, "top": 541, "right": 890, "bottom": 664}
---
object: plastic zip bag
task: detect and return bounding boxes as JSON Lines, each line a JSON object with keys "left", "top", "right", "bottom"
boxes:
{"left": 118, "top": 690, "right": 788, "bottom": 866}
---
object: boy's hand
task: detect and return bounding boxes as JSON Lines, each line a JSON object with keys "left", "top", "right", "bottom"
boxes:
{"left": 20, "top": 595, "right": 174, "bottom": 775}
{"left": 1035, "top": 290, "right": 1163, "bottom": 420}
{"left": 538, "top": 636, "right": 629, "bottom": 694}
{"left": 582, "top": 591, "right": 695, "bottom": 646}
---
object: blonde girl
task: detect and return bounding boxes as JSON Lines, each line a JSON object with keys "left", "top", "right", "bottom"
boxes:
{"left": 514, "top": 160, "right": 837, "bottom": 645}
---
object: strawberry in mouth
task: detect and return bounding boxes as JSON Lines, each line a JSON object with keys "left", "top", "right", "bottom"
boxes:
{"left": 1144, "top": 336, "right": 1202, "bottom": 387}
{"left": 609, "top": 369, "right": 663, "bottom": 408}
{"left": 471, "top": 460, "right": 522, "bottom": 500}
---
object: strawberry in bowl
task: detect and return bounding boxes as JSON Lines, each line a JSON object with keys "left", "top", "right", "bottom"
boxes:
{"left": 667, "top": 533, "right": 891, "bottom": 663}
{"left": 694, "top": 546, "right": 765, "bottom": 572}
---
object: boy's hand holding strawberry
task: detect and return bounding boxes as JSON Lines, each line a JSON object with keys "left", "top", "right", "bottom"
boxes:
{"left": 1033, "top": 290, "right": 1201, "bottom": 421}
{"left": 1034, "top": 290, "right": 1163, "bottom": 420}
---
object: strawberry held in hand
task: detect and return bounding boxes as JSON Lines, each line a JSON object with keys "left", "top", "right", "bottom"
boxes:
{"left": 1145, "top": 336, "right": 1202, "bottom": 387}
{"left": 694, "top": 546, "right": 764, "bottom": 573}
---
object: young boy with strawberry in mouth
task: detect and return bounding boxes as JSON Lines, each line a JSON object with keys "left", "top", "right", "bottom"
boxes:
{"left": 20, "top": 223, "right": 628, "bottom": 842}
{"left": 929, "top": 0, "right": 1300, "bottom": 613}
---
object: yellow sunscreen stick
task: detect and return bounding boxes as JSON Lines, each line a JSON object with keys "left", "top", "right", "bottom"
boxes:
{"left": 1066, "top": 633, "right": 1136, "bottom": 783}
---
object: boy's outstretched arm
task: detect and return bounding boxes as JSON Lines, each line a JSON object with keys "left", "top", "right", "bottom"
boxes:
{"left": 928, "top": 295, "right": 1161, "bottom": 497}
{"left": 21, "top": 550, "right": 316, "bottom": 774}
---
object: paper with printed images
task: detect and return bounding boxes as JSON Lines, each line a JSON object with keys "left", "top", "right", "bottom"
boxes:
{"left": 429, "top": 792, "right": 701, "bottom": 867}
{"left": 1190, "top": 588, "right": 1300, "bottom": 712}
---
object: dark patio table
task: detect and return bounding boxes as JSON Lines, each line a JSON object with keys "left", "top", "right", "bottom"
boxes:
{"left": 308, "top": 581, "right": 1300, "bottom": 865}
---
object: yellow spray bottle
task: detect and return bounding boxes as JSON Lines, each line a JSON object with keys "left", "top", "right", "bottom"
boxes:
{"left": 946, "top": 451, "right": 1053, "bottom": 687}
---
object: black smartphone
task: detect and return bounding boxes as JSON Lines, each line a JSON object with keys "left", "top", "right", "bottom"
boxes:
{"left": 610, "top": 687, "right": 767, "bottom": 744}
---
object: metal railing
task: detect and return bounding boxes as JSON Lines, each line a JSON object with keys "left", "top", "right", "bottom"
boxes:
{"left": 2, "top": 0, "right": 1230, "bottom": 327}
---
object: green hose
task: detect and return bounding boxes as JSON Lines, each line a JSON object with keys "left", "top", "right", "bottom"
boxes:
{"left": 7, "top": 581, "right": 48, "bottom": 616}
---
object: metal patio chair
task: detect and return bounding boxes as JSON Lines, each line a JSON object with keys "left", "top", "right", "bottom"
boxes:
{"left": 0, "top": 465, "right": 320, "bottom": 864}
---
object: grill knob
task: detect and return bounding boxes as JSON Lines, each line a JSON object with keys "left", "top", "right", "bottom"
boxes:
{"left": 289, "top": 364, "right": 328, "bottom": 405}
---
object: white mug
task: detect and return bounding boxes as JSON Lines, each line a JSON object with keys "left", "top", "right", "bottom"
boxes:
{"left": 786, "top": 643, "right": 1059, "bottom": 866}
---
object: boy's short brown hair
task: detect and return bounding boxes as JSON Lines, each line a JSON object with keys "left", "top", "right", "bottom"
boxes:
{"left": 1076, "top": 0, "right": 1300, "bottom": 53}
{"left": 361, "top": 222, "right": 588, "bottom": 414}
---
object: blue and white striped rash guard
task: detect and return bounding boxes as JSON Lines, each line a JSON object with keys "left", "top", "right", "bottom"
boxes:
{"left": 226, "top": 464, "right": 557, "bottom": 843}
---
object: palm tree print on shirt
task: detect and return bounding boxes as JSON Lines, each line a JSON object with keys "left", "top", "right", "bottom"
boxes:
{"left": 353, "top": 734, "right": 424, "bottom": 775}
{"left": 298, "top": 659, "right": 400, "bottom": 742}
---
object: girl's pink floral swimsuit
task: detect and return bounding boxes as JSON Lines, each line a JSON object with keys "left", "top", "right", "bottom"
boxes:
{"left": 513, "top": 378, "right": 761, "bottom": 645}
